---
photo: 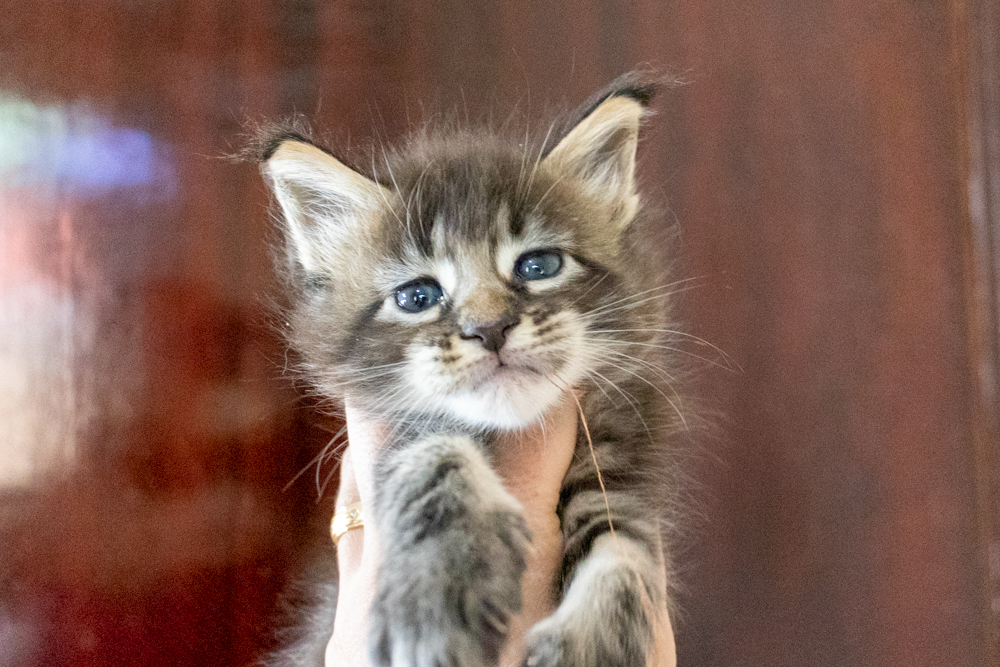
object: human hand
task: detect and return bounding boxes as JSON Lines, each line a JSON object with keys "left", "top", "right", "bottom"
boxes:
{"left": 324, "top": 394, "right": 676, "bottom": 666}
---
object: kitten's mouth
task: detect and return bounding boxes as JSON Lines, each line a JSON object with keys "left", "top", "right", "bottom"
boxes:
{"left": 420, "top": 342, "right": 570, "bottom": 429}
{"left": 477, "top": 355, "right": 512, "bottom": 379}
{"left": 469, "top": 351, "right": 543, "bottom": 388}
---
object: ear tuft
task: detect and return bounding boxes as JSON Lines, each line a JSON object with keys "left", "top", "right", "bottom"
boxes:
{"left": 574, "top": 71, "right": 659, "bottom": 120}
{"left": 233, "top": 116, "right": 323, "bottom": 164}
{"left": 258, "top": 131, "right": 318, "bottom": 162}
{"left": 541, "top": 72, "right": 661, "bottom": 228}
{"left": 543, "top": 71, "right": 661, "bottom": 159}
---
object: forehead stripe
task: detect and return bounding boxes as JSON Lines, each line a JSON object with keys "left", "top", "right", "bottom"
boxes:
{"left": 508, "top": 204, "right": 525, "bottom": 236}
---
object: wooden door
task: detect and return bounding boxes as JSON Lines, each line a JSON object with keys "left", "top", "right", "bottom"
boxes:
{"left": 0, "top": 2, "right": 996, "bottom": 666}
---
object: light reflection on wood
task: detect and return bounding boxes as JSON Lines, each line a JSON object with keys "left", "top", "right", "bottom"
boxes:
{"left": 0, "top": 1, "right": 995, "bottom": 666}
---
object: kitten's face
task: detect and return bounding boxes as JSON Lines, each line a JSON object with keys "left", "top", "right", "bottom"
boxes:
{"left": 342, "top": 170, "right": 604, "bottom": 429}
{"left": 265, "top": 94, "right": 651, "bottom": 429}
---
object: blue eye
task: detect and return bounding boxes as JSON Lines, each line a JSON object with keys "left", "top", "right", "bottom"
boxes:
{"left": 514, "top": 250, "right": 563, "bottom": 281}
{"left": 395, "top": 279, "right": 444, "bottom": 313}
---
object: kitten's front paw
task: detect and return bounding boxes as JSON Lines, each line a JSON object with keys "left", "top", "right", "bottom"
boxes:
{"left": 522, "top": 585, "right": 654, "bottom": 667}
{"left": 370, "top": 509, "right": 530, "bottom": 667}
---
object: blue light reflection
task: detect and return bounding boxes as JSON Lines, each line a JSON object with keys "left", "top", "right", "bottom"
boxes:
{"left": 0, "top": 93, "right": 175, "bottom": 199}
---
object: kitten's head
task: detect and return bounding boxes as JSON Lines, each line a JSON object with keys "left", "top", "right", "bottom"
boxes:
{"left": 261, "top": 74, "right": 664, "bottom": 429}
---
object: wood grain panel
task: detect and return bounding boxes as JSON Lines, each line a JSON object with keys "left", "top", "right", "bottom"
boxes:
{"left": 0, "top": 2, "right": 337, "bottom": 665}
{"left": 958, "top": 0, "right": 1000, "bottom": 661}
{"left": 0, "top": 2, "right": 994, "bottom": 666}
{"left": 656, "top": 2, "right": 995, "bottom": 665}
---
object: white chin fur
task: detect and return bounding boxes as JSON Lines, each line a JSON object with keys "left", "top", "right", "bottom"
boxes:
{"left": 442, "top": 372, "right": 564, "bottom": 429}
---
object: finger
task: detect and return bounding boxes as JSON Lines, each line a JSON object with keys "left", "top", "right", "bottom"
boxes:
{"left": 335, "top": 445, "right": 361, "bottom": 507}
{"left": 492, "top": 392, "right": 578, "bottom": 510}
{"left": 343, "top": 398, "right": 388, "bottom": 506}
{"left": 333, "top": 445, "right": 366, "bottom": 578}
{"left": 328, "top": 415, "right": 382, "bottom": 667}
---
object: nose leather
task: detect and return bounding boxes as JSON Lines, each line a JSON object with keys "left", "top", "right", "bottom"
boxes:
{"left": 461, "top": 315, "right": 518, "bottom": 353}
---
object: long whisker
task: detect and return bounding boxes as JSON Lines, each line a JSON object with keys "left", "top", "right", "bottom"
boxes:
{"left": 405, "top": 159, "right": 435, "bottom": 247}
{"left": 515, "top": 121, "right": 532, "bottom": 205}
{"left": 339, "top": 360, "right": 410, "bottom": 373}
{"left": 596, "top": 347, "right": 689, "bottom": 414}
{"left": 319, "top": 361, "right": 410, "bottom": 388}
{"left": 584, "top": 340, "right": 686, "bottom": 399}
{"left": 317, "top": 368, "right": 410, "bottom": 393}
{"left": 582, "top": 282, "right": 705, "bottom": 320}
{"left": 371, "top": 150, "right": 405, "bottom": 231}
{"left": 584, "top": 366, "right": 656, "bottom": 444}
{"left": 531, "top": 171, "right": 567, "bottom": 213}
{"left": 590, "top": 352, "right": 689, "bottom": 431}
{"left": 582, "top": 369, "right": 617, "bottom": 406}
{"left": 381, "top": 143, "right": 405, "bottom": 206}
{"left": 317, "top": 438, "right": 352, "bottom": 499}
{"left": 596, "top": 346, "right": 683, "bottom": 385}
{"left": 335, "top": 367, "right": 408, "bottom": 381}
{"left": 523, "top": 119, "right": 556, "bottom": 199}
{"left": 282, "top": 423, "right": 349, "bottom": 494}
{"left": 586, "top": 329, "right": 740, "bottom": 371}
{"left": 581, "top": 277, "right": 704, "bottom": 317}
{"left": 567, "top": 271, "right": 612, "bottom": 309}
{"left": 596, "top": 338, "right": 737, "bottom": 372}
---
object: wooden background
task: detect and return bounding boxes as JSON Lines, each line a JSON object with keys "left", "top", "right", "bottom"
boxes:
{"left": 0, "top": 1, "right": 996, "bottom": 665}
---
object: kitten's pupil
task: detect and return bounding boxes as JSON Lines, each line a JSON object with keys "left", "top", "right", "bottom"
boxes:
{"left": 515, "top": 250, "right": 563, "bottom": 281}
{"left": 396, "top": 279, "right": 444, "bottom": 313}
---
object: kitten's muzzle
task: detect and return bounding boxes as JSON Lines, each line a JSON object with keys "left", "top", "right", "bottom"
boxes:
{"left": 460, "top": 315, "right": 518, "bottom": 354}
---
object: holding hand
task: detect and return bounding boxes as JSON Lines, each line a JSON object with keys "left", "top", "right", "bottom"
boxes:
{"left": 326, "top": 393, "right": 675, "bottom": 666}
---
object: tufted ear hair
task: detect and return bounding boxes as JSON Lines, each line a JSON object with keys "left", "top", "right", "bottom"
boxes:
{"left": 261, "top": 136, "right": 390, "bottom": 273}
{"left": 542, "top": 73, "right": 657, "bottom": 228}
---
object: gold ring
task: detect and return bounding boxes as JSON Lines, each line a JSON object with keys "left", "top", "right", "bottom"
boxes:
{"left": 331, "top": 502, "right": 364, "bottom": 546}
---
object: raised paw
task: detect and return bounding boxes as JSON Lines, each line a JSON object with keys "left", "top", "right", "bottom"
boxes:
{"left": 522, "top": 603, "right": 653, "bottom": 667}
{"left": 521, "top": 555, "right": 659, "bottom": 667}
{"left": 370, "top": 508, "right": 531, "bottom": 667}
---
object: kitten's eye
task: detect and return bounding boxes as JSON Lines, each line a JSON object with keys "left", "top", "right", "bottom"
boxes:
{"left": 514, "top": 250, "right": 563, "bottom": 281}
{"left": 395, "top": 278, "right": 444, "bottom": 313}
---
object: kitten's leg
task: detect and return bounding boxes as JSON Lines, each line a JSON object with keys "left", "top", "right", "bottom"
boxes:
{"left": 524, "top": 486, "right": 669, "bottom": 667}
{"left": 369, "top": 434, "right": 530, "bottom": 667}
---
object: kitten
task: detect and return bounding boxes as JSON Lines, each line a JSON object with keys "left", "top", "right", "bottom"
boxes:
{"left": 259, "top": 72, "right": 685, "bottom": 667}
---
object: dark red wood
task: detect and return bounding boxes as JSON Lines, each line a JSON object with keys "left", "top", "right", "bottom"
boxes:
{"left": 0, "top": 1, "right": 995, "bottom": 666}
{"left": 958, "top": 0, "right": 1000, "bottom": 661}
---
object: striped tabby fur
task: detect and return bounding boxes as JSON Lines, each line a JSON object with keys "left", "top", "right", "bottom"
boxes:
{"left": 258, "top": 72, "right": 686, "bottom": 667}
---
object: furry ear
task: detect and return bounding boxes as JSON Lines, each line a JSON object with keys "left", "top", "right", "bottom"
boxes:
{"left": 262, "top": 138, "right": 390, "bottom": 272}
{"left": 542, "top": 75, "right": 656, "bottom": 227}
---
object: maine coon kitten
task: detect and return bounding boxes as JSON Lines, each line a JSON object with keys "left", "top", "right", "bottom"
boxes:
{"left": 259, "top": 72, "right": 684, "bottom": 667}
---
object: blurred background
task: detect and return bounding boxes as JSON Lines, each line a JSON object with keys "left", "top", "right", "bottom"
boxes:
{"left": 0, "top": 1, "right": 997, "bottom": 666}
